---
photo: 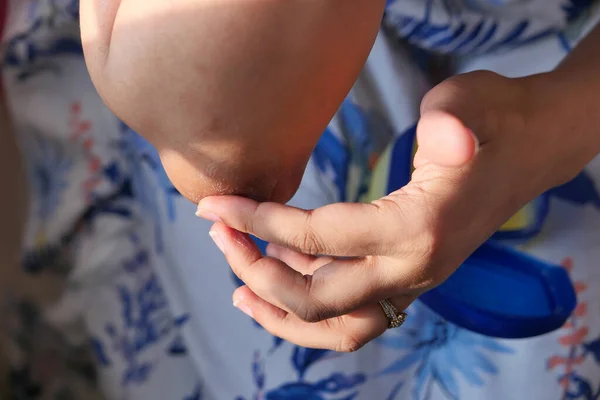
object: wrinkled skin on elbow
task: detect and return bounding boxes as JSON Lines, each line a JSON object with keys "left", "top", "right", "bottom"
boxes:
{"left": 80, "top": 0, "right": 385, "bottom": 203}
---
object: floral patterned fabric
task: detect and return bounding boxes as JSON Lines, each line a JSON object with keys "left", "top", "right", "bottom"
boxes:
{"left": 1, "top": 1, "right": 600, "bottom": 399}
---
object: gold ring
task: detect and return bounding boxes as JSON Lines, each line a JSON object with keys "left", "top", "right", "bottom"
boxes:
{"left": 379, "top": 299, "right": 407, "bottom": 329}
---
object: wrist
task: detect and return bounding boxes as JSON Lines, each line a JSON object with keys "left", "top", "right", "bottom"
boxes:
{"left": 521, "top": 71, "right": 600, "bottom": 188}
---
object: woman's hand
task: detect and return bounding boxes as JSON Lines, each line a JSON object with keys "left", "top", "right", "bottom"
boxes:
{"left": 196, "top": 69, "right": 600, "bottom": 351}
{"left": 80, "top": 0, "right": 385, "bottom": 203}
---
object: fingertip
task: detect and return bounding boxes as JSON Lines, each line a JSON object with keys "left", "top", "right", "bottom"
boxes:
{"left": 265, "top": 243, "right": 282, "bottom": 258}
{"left": 208, "top": 221, "right": 227, "bottom": 234}
{"left": 233, "top": 285, "right": 266, "bottom": 308}
{"left": 211, "top": 223, "right": 260, "bottom": 263}
{"left": 412, "top": 148, "right": 430, "bottom": 169}
{"left": 208, "top": 221, "right": 236, "bottom": 246}
{"left": 416, "top": 111, "right": 478, "bottom": 167}
{"left": 233, "top": 286, "right": 288, "bottom": 321}
{"left": 233, "top": 286, "right": 255, "bottom": 319}
{"left": 197, "top": 195, "right": 259, "bottom": 224}
{"left": 232, "top": 285, "right": 253, "bottom": 305}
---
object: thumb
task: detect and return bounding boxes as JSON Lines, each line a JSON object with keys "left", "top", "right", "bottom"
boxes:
{"left": 414, "top": 110, "right": 479, "bottom": 168}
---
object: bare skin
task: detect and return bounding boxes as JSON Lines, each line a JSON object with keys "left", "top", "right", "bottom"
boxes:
{"left": 80, "top": 0, "right": 386, "bottom": 203}
{"left": 80, "top": 0, "right": 600, "bottom": 351}
{"left": 197, "top": 26, "right": 600, "bottom": 351}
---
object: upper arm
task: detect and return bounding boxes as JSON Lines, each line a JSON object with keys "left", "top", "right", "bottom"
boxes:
{"left": 79, "top": 0, "right": 121, "bottom": 70}
{"left": 80, "top": 0, "right": 386, "bottom": 202}
{"left": 80, "top": 0, "right": 385, "bottom": 132}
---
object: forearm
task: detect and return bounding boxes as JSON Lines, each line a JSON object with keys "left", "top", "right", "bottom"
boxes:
{"left": 80, "top": 0, "right": 385, "bottom": 203}
{"left": 526, "top": 22, "right": 600, "bottom": 188}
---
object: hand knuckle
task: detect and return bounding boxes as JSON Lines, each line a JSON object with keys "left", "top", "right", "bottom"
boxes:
{"left": 248, "top": 202, "right": 268, "bottom": 233}
{"left": 336, "top": 334, "right": 366, "bottom": 353}
{"left": 301, "top": 231, "right": 322, "bottom": 256}
{"left": 260, "top": 322, "right": 286, "bottom": 340}
{"left": 419, "top": 223, "right": 445, "bottom": 264}
{"left": 292, "top": 275, "right": 329, "bottom": 323}
{"left": 304, "top": 309, "right": 324, "bottom": 324}
{"left": 420, "top": 79, "right": 462, "bottom": 114}
{"left": 294, "top": 301, "right": 325, "bottom": 323}
{"left": 370, "top": 198, "right": 409, "bottom": 254}
{"left": 252, "top": 260, "right": 280, "bottom": 293}
{"left": 293, "top": 211, "right": 326, "bottom": 255}
{"left": 389, "top": 198, "right": 442, "bottom": 260}
{"left": 233, "top": 260, "right": 252, "bottom": 286}
{"left": 396, "top": 210, "right": 449, "bottom": 289}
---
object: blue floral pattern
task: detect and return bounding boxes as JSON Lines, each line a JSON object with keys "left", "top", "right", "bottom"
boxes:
{"left": 89, "top": 234, "right": 190, "bottom": 387}
{"left": 4, "top": 0, "right": 600, "bottom": 399}
{"left": 384, "top": 0, "right": 593, "bottom": 55}
{"left": 242, "top": 350, "right": 366, "bottom": 400}
{"left": 549, "top": 170, "right": 600, "bottom": 210}
{"left": 28, "top": 133, "right": 73, "bottom": 220}
{"left": 377, "top": 304, "right": 513, "bottom": 400}
{"left": 3, "top": 0, "right": 81, "bottom": 79}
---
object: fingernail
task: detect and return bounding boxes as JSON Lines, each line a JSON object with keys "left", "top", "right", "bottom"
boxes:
{"left": 265, "top": 243, "right": 280, "bottom": 258}
{"left": 233, "top": 299, "right": 253, "bottom": 318}
{"left": 209, "top": 230, "right": 225, "bottom": 254}
{"left": 196, "top": 208, "right": 223, "bottom": 223}
{"left": 468, "top": 129, "right": 480, "bottom": 154}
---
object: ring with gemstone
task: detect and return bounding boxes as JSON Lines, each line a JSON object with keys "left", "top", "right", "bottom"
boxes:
{"left": 379, "top": 299, "right": 407, "bottom": 329}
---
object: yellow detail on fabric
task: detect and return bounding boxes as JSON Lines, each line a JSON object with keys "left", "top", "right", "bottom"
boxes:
{"left": 363, "top": 134, "right": 536, "bottom": 235}
{"left": 361, "top": 143, "right": 393, "bottom": 203}
{"left": 500, "top": 205, "right": 534, "bottom": 231}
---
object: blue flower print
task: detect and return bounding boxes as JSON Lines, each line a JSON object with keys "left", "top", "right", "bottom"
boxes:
{"left": 377, "top": 303, "right": 513, "bottom": 400}
{"left": 90, "top": 235, "right": 191, "bottom": 388}
{"left": 383, "top": 0, "right": 577, "bottom": 55}
{"left": 241, "top": 348, "right": 364, "bottom": 400}
{"left": 337, "top": 100, "right": 394, "bottom": 202}
{"left": 112, "top": 123, "right": 182, "bottom": 253}
{"left": 292, "top": 347, "right": 333, "bottom": 380}
{"left": 584, "top": 336, "right": 600, "bottom": 365}
{"left": 183, "top": 384, "right": 203, "bottom": 400}
{"left": 312, "top": 128, "right": 350, "bottom": 203}
{"left": 29, "top": 134, "right": 73, "bottom": 220}
{"left": 548, "top": 170, "right": 600, "bottom": 210}
{"left": 313, "top": 100, "right": 395, "bottom": 204}
{"left": 3, "top": 0, "right": 82, "bottom": 80}
{"left": 563, "top": 0, "right": 594, "bottom": 21}
{"left": 120, "top": 123, "right": 181, "bottom": 221}
{"left": 264, "top": 373, "right": 366, "bottom": 400}
{"left": 559, "top": 334, "right": 600, "bottom": 399}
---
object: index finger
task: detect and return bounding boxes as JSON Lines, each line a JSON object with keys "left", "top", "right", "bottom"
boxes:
{"left": 197, "top": 195, "right": 419, "bottom": 257}
{"left": 209, "top": 221, "right": 414, "bottom": 323}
